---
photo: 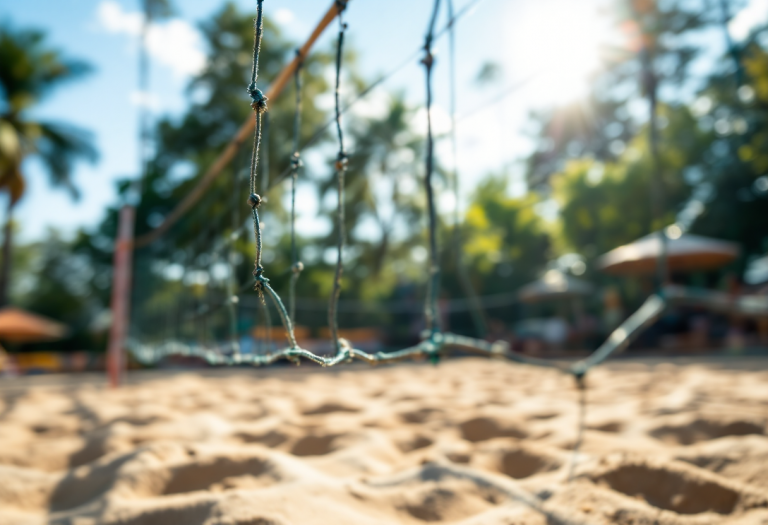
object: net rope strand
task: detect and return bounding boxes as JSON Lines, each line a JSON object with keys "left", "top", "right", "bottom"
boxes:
{"left": 245, "top": 0, "right": 298, "bottom": 350}
{"left": 422, "top": 0, "right": 442, "bottom": 337}
{"left": 247, "top": 0, "right": 268, "bottom": 295}
{"left": 261, "top": 112, "right": 270, "bottom": 193}
{"left": 289, "top": 49, "right": 304, "bottom": 324}
{"left": 294, "top": 0, "right": 488, "bottom": 169}
{"left": 447, "top": 0, "right": 488, "bottom": 338}
{"left": 329, "top": 0, "right": 349, "bottom": 357}
{"left": 226, "top": 159, "right": 241, "bottom": 353}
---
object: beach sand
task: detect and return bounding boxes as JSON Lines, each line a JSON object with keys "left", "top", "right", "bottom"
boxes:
{"left": 1, "top": 357, "right": 767, "bottom": 524}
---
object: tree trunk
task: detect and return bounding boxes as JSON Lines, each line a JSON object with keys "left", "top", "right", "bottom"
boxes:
{"left": 0, "top": 199, "right": 13, "bottom": 307}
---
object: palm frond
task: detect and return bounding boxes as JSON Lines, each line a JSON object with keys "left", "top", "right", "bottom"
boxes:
{"left": 0, "top": 23, "right": 91, "bottom": 115}
{"left": 35, "top": 121, "right": 98, "bottom": 200}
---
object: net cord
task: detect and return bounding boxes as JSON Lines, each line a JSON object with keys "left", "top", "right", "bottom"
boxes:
{"left": 246, "top": 0, "right": 298, "bottom": 350}
{"left": 289, "top": 50, "right": 304, "bottom": 324}
{"left": 422, "top": 0, "right": 442, "bottom": 336}
{"left": 329, "top": 1, "right": 349, "bottom": 356}
{"left": 447, "top": 0, "right": 488, "bottom": 338}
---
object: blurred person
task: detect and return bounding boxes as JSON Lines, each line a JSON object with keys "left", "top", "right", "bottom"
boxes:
{"left": 486, "top": 318, "right": 516, "bottom": 350}
{"left": 574, "top": 311, "right": 599, "bottom": 350}
{"left": 688, "top": 312, "right": 711, "bottom": 351}
{"left": 757, "top": 284, "right": 768, "bottom": 346}
{"left": 602, "top": 287, "right": 624, "bottom": 333}
{"left": 0, "top": 344, "right": 18, "bottom": 377}
{"left": 757, "top": 316, "right": 768, "bottom": 346}
{"left": 486, "top": 318, "right": 507, "bottom": 341}
{"left": 522, "top": 337, "right": 545, "bottom": 356}
{"left": 724, "top": 274, "right": 746, "bottom": 353}
{"left": 438, "top": 296, "right": 451, "bottom": 333}
{"left": 543, "top": 316, "right": 569, "bottom": 351}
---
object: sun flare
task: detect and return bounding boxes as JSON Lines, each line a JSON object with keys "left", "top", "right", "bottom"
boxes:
{"left": 510, "top": 0, "right": 615, "bottom": 106}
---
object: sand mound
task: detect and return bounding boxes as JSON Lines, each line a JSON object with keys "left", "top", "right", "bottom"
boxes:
{"left": 1, "top": 358, "right": 767, "bottom": 524}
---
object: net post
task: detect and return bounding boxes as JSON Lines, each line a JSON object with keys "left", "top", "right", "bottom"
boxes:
{"left": 107, "top": 204, "right": 135, "bottom": 388}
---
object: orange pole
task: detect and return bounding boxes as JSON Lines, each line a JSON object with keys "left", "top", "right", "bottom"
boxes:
{"left": 107, "top": 204, "right": 135, "bottom": 387}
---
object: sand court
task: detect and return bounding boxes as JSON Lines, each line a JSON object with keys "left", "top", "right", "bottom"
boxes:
{"left": 1, "top": 357, "right": 768, "bottom": 524}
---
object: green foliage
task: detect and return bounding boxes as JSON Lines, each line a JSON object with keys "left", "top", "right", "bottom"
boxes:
{"left": 551, "top": 102, "right": 706, "bottom": 256}
{"left": 0, "top": 22, "right": 96, "bottom": 309}
{"left": 548, "top": 34, "right": 768, "bottom": 282}
{"left": 685, "top": 42, "right": 768, "bottom": 270}
{"left": 320, "top": 94, "right": 425, "bottom": 283}
{"left": 9, "top": 230, "right": 103, "bottom": 352}
{"left": 0, "top": 23, "right": 96, "bottom": 202}
{"left": 459, "top": 174, "right": 550, "bottom": 292}
{"left": 553, "top": 159, "right": 650, "bottom": 257}
{"left": 526, "top": 0, "right": 716, "bottom": 188}
{"left": 0, "top": 24, "right": 90, "bottom": 114}
{"left": 1, "top": 224, "right": 37, "bottom": 301}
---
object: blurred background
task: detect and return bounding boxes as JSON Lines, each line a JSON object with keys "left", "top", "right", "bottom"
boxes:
{"left": 1, "top": 0, "right": 767, "bottom": 375}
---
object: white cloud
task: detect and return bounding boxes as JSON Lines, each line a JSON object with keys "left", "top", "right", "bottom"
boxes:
{"left": 146, "top": 19, "right": 206, "bottom": 76}
{"left": 729, "top": 0, "right": 768, "bottom": 41}
{"left": 412, "top": 104, "right": 453, "bottom": 136}
{"left": 97, "top": 0, "right": 142, "bottom": 34}
{"left": 314, "top": 92, "right": 335, "bottom": 112}
{"left": 351, "top": 90, "right": 390, "bottom": 120}
{"left": 274, "top": 8, "right": 295, "bottom": 26}
{"left": 97, "top": 0, "right": 206, "bottom": 77}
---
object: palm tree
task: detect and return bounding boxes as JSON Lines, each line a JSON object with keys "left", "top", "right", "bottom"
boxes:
{"left": 0, "top": 24, "right": 97, "bottom": 306}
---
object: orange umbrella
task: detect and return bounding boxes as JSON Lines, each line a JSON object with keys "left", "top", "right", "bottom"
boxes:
{"left": 0, "top": 307, "right": 67, "bottom": 343}
{"left": 597, "top": 232, "right": 739, "bottom": 275}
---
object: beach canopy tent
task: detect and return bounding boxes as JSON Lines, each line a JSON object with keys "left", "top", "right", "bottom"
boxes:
{"left": 597, "top": 232, "right": 739, "bottom": 275}
{"left": 0, "top": 307, "right": 67, "bottom": 343}
{"left": 518, "top": 269, "right": 594, "bottom": 303}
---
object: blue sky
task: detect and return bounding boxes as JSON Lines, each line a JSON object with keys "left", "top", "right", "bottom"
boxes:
{"left": 3, "top": 0, "right": 766, "bottom": 242}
